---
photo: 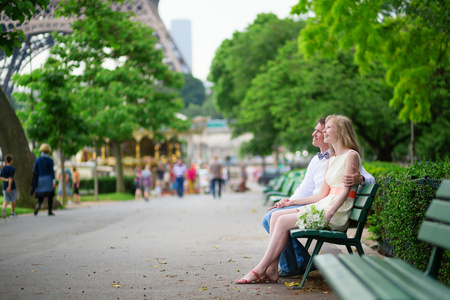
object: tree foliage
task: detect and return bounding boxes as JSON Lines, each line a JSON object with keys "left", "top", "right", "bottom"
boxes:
{"left": 291, "top": 0, "right": 449, "bottom": 123}
{"left": 0, "top": 0, "right": 50, "bottom": 56}
{"left": 179, "top": 73, "right": 206, "bottom": 107}
{"left": 52, "top": 0, "right": 187, "bottom": 192}
{"left": 241, "top": 40, "right": 410, "bottom": 161}
{"left": 209, "top": 13, "right": 305, "bottom": 119}
{"left": 0, "top": 0, "right": 51, "bottom": 208}
{"left": 14, "top": 57, "right": 90, "bottom": 203}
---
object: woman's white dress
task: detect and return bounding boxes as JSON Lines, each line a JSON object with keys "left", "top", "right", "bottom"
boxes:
{"left": 299, "top": 150, "right": 361, "bottom": 231}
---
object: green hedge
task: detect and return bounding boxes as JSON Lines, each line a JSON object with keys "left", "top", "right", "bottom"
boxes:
{"left": 362, "top": 161, "right": 406, "bottom": 179}
{"left": 368, "top": 158, "right": 450, "bottom": 285}
{"left": 79, "top": 176, "right": 135, "bottom": 195}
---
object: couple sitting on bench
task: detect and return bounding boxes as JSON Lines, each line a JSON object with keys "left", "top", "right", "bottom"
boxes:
{"left": 236, "top": 114, "right": 375, "bottom": 284}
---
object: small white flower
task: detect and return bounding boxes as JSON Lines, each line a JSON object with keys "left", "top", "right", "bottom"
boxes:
{"left": 296, "top": 205, "right": 327, "bottom": 230}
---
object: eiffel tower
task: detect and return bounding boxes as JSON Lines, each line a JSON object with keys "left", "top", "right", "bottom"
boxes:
{"left": 0, "top": 0, "right": 190, "bottom": 98}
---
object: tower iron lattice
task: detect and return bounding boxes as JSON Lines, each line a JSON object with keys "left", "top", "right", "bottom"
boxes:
{"left": 0, "top": 0, "right": 189, "bottom": 98}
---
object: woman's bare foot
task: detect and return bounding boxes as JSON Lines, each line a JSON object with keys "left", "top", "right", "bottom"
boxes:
{"left": 265, "top": 266, "right": 279, "bottom": 283}
{"left": 235, "top": 270, "right": 264, "bottom": 284}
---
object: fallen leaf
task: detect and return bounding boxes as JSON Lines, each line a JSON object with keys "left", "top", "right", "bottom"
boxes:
{"left": 198, "top": 287, "right": 207, "bottom": 291}
{"left": 112, "top": 284, "right": 121, "bottom": 288}
{"left": 284, "top": 282, "right": 300, "bottom": 287}
{"left": 31, "top": 270, "right": 36, "bottom": 273}
{"left": 213, "top": 245, "right": 219, "bottom": 249}
{"left": 146, "top": 259, "right": 151, "bottom": 262}
{"left": 153, "top": 265, "right": 161, "bottom": 268}
{"left": 252, "top": 209, "right": 257, "bottom": 213}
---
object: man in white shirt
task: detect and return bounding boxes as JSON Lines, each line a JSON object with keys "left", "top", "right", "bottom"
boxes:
{"left": 262, "top": 118, "right": 375, "bottom": 277}
{"left": 173, "top": 159, "right": 187, "bottom": 198}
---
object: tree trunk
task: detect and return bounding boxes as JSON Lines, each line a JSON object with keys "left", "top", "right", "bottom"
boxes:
{"left": 93, "top": 141, "right": 99, "bottom": 201}
{"left": 111, "top": 139, "right": 124, "bottom": 193}
{"left": 57, "top": 116, "right": 67, "bottom": 205}
{"left": 410, "top": 121, "right": 415, "bottom": 166}
{"left": 0, "top": 88, "right": 35, "bottom": 208}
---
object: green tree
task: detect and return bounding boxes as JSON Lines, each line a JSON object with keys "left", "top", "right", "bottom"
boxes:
{"left": 0, "top": 0, "right": 50, "bottom": 56}
{"left": 54, "top": 0, "right": 187, "bottom": 192}
{"left": 14, "top": 57, "right": 89, "bottom": 204}
{"left": 182, "top": 90, "right": 224, "bottom": 119}
{"left": 209, "top": 13, "right": 305, "bottom": 119}
{"left": 0, "top": 0, "right": 50, "bottom": 208}
{"left": 179, "top": 73, "right": 206, "bottom": 107}
{"left": 292, "top": 0, "right": 449, "bottom": 123}
{"left": 243, "top": 40, "right": 410, "bottom": 161}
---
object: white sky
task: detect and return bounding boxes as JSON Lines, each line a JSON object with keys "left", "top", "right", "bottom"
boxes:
{"left": 158, "top": 0, "right": 299, "bottom": 82}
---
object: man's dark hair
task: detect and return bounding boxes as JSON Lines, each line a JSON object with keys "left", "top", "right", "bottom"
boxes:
{"left": 5, "top": 154, "right": 13, "bottom": 163}
{"left": 317, "top": 118, "right": 326, "bottom": 125}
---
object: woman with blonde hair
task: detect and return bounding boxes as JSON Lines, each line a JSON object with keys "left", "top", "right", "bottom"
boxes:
{"left": 31, "top": 143, "right": 56, "bottom": 216}
{"left": 236, "top": 115, "right": 362, "bottom": 284}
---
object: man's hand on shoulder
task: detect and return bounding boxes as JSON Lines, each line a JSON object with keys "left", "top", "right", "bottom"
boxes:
{"left": 342, "top": 165, "right": 364, "bottom": 187}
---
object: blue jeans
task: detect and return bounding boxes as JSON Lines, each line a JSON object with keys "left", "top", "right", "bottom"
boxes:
{"left": 262, "top": 205, "right": 311, "bottom": 273}
{"left": 176, "top": 177, "right": 184, "bottom": 197}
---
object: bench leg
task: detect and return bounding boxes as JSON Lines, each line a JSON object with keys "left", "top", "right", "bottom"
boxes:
{"left": 305, "top": 238, "right": 312, "bottom": 251}
{"left": 294, "top": 239, "right": 324, "bottom": 289}
{"left": 354, "top": 243, "right": 364, "bottom": 255}
{"left": 346, "top": 245, "right": 353, "bottom": 254}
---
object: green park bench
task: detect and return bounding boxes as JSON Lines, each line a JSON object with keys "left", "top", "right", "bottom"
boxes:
{"left": 314, "top": 179, "right": 450, "bottom": 299}
{"left": 264, "top": 170, "right": 306, "bottom": 206}
{"left": 263, "top": 175, "right": 285, "bottom": 194}
{"left": 289, "top": 183, "right": 379, "bottom": 288}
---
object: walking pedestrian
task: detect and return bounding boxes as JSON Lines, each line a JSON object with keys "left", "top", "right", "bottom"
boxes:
{"left": 0, "top": 154, "right": 17, "bottom": 218}
{"left": 187, "top": 164, "right": 197, "bottom": 194}
{"left": 140, "top": 164, "right": 152, "bottom": 201}
{"left": 31, "top": 144, "right": 56, "bottom": 216}
{"left": 72, "top": 167, "right": 81, "bottom": 204}
{"left": 173, "top": 159, "right": 187, "bottom": 198}
{"left": 209, "top": 155, "right": 223, "bottom": 198}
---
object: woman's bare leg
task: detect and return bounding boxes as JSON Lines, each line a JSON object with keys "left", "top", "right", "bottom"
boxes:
{"left": 237, "top": 211, "right": 299, "bottom": 283}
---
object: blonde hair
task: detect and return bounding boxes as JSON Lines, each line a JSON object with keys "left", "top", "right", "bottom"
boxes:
{"left": 39, "top": 143, "right": 52, "bottom": 154}
{"left": 325, "top": 115, "right": 360, "bottom": 156}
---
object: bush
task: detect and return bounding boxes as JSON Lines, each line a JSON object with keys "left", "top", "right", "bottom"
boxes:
{"left": 79, "top": 176, "right": 135, "bottom": 195}
{"left": 368, "top": 158, "right": 450, "bottom": 285}
{"left": 362, "top": 161, "right": 405, "bottom": 179}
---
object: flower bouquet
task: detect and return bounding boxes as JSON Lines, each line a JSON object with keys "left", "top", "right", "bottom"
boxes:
{"left": 296, "top": 204, "right": 327, "bottom": 230}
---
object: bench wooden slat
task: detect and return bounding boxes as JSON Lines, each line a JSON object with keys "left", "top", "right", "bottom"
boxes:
{"left": 425, "top": 199, "right": 450, "bottom": 223}
{"left": 349, "top": 208, "right": 367, "bottom": 222}
{"left": 363, "top": 256, "right": 449, "bottom": 300}
{"left": 338, "top": 255, "right": 409, "bottom": 299}
{"left": 383, "top": 257, "right": 450, "bottom": 299}
{"left": 418, "top": 221, "right": 450, "bottom": 249}
{"left": 436, "top": 180, "right": 450, "bottom": 199}
{"left": 314, "top": 254, "right": 378, "bottom": 300}
{"left": 353, "top": 195, "right": 372, "bottom": 209}
{"left": 357, "top": 184, "right": 379, "bottom": 197}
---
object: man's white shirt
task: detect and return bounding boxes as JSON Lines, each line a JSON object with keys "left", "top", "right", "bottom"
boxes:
{"left": 289, "top": 149, "right": 375, "bottom": 201}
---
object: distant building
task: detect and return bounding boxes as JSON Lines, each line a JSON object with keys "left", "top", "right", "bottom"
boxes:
{"left": 170, "top": 19, "right": 193, "bottom": 71}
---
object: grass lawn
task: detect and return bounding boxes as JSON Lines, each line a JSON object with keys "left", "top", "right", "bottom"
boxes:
{"left": 81, "top": 192, "right": 134, "bottom": 202}
{"left": 0, "top": 195, "right": 34, "bottom": 217}
{"left": 0, "top": 193, "right": 133, "bottom": 218}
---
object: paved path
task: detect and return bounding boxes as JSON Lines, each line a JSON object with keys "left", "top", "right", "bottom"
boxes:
{"left": 0, "top": 182, "right": 379, "bottom": 299}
